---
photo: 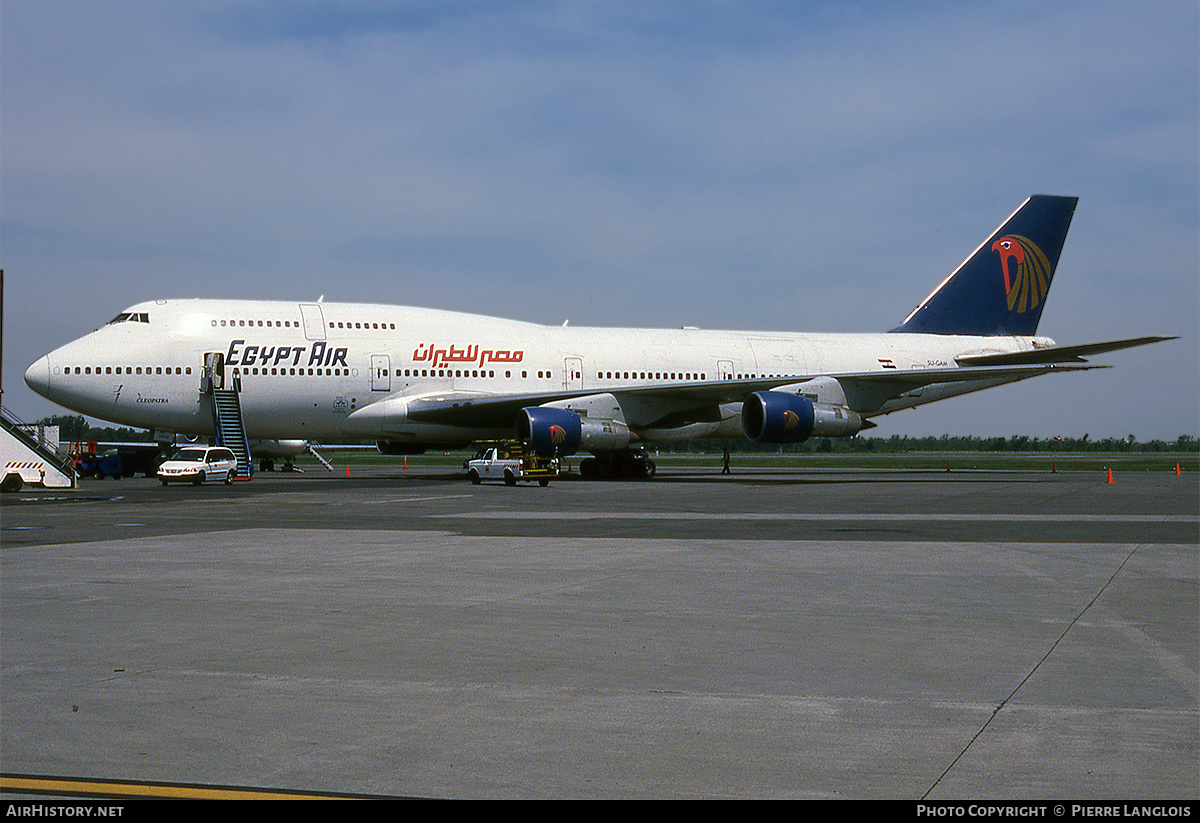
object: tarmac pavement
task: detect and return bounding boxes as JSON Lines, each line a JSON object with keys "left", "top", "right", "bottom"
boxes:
{"left": 1, "top": 466, "right": 1195, "bottom": 799}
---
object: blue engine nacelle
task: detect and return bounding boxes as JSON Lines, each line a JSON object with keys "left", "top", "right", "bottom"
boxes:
{"left": 741, "top": 391, "right": 864, "bottom": 443}
{"left": 517, "top": 406, "right": 632, "bottom": 456}
{"left": 518, "top": 407, "right": 583, "bottom": 456}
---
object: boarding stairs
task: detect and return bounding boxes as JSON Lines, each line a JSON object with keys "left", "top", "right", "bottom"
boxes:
{"left": 207, "top": 384, "right": 253, "bottom": 481}
{"left": 307, "top": 442, "right": 335, "bottom": 472}
{"left": 0, "top": 406, "right": 78, "bottom": 490}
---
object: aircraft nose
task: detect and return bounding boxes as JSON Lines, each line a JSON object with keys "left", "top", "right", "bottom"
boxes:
{"left": 24, "top": 356, "right": 52, "bottom": 397}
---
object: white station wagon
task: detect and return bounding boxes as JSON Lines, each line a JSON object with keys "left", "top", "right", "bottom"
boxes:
{"left": 157, "top": 446, "right": 239, "bottom": 485}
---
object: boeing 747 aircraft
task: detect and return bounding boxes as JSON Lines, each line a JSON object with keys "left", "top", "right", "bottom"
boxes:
{"left": 24, "top": 195, "right": 1172, "bottom": 479}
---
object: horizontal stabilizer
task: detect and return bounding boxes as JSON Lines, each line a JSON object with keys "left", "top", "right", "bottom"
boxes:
{"left": 955, "top": 336, "right": 1176, "bottom": 367}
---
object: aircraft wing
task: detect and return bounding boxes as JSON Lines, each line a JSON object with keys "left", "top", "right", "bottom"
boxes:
{"left": 401, "top": 376, "right": 797, "bottom": 428}
{"left": 394, "top": 362, "right": 1103, "bottom": 428}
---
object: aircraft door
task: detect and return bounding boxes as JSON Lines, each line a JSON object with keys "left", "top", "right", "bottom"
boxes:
{"left": 299, "top": 303, "right": 327, "bottom": 341}
{"left": 564, "top": 357, "right": 583, "bottom": 391}
{"left": 371, "top": 354, "right": 391, "bottom": 392}
{"left": 203, "top": 352, "right": 225, "bottom": 391}
{"left": 717, "top": 360, "right": 734, "bottom": 380}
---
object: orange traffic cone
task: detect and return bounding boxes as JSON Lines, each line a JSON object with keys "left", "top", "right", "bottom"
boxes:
{"left": 346, "top": 465, "right": 351, "bottom": 477}
{"left": 1106, "top": 467, "right": 1114, "bottom": 484}
{"left": 1051, "top": 462, "right": 1057, "bottom": 473}
{"left": 1175, "top": 463, "right": 1182, "bottom": 476}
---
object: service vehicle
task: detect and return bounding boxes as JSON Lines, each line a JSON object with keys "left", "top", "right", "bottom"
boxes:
{"left": 69, "top": 443, "right": 125, "bottom": 480}
{"left": 68, "top": 440, "right": 170, "bottom": 479}
{"left": 465, "top": 441, "right": 558, "bottom": 486}
{"left": 157, "top": 446, "right": 239, "bottom": 485}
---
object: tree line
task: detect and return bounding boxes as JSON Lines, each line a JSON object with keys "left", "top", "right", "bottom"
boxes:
{"left": 38, "top": 414, "right": 1197, "bottom": 454}
{"left": 657, "top": 433, "right": 1198, "bottom": 454}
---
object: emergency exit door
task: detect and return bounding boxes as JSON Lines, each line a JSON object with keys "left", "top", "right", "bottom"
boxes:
{"left": 370, "top": 354, "right": 391, "bottom": 391}
{"left": 564, "top": 357, "right": 583, "bottom": 391}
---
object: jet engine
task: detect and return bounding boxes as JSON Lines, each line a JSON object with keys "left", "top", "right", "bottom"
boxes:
{"left": 518, "top": 407, "right": 582, "bottom": 456}
{"left": 518, "top": 407, "right": 631, "bottom": 456}
{"left": 741, "top": 391, "right": 864, "bottom": 443}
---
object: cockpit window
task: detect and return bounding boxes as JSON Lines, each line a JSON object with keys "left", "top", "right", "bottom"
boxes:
{"left": 107, "top": 312, "right": 150, "bottom": 324}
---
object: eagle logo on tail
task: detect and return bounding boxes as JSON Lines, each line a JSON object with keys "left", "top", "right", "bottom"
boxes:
{"left": 991, "top": 235, "right": 1052, "bottom": 313}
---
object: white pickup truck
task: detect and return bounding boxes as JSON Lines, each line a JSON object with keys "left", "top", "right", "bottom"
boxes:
{"left": 465, "top": 442, "right": 559, "bottom": 486}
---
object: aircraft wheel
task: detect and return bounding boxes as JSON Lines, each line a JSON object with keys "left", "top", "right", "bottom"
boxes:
{"left": 579, "top": 457, "right": 598, "bottom": 479}
{"left": 643, "top": 460, "right": 656, "bottom": 478}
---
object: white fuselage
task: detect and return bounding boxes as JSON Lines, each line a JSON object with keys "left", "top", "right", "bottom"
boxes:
{"left": 25, "top": 298, "right": 1045, "bottom": 444}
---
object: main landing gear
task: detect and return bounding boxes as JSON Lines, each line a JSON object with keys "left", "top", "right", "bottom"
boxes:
{"left": 577, "top": 449, "right": 657, "bottom": 480}
{"left": 258, "top": 458, "right": 297, "bottom": 472}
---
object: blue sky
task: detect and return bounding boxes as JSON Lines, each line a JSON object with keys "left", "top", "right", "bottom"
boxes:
{"left": 2, "top": 0, "right": 1196, "bottom": 439}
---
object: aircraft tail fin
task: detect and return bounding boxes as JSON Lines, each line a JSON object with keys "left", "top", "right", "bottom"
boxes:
{"left": 891, "top": 195, "right": 1078, "bottom": 336}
